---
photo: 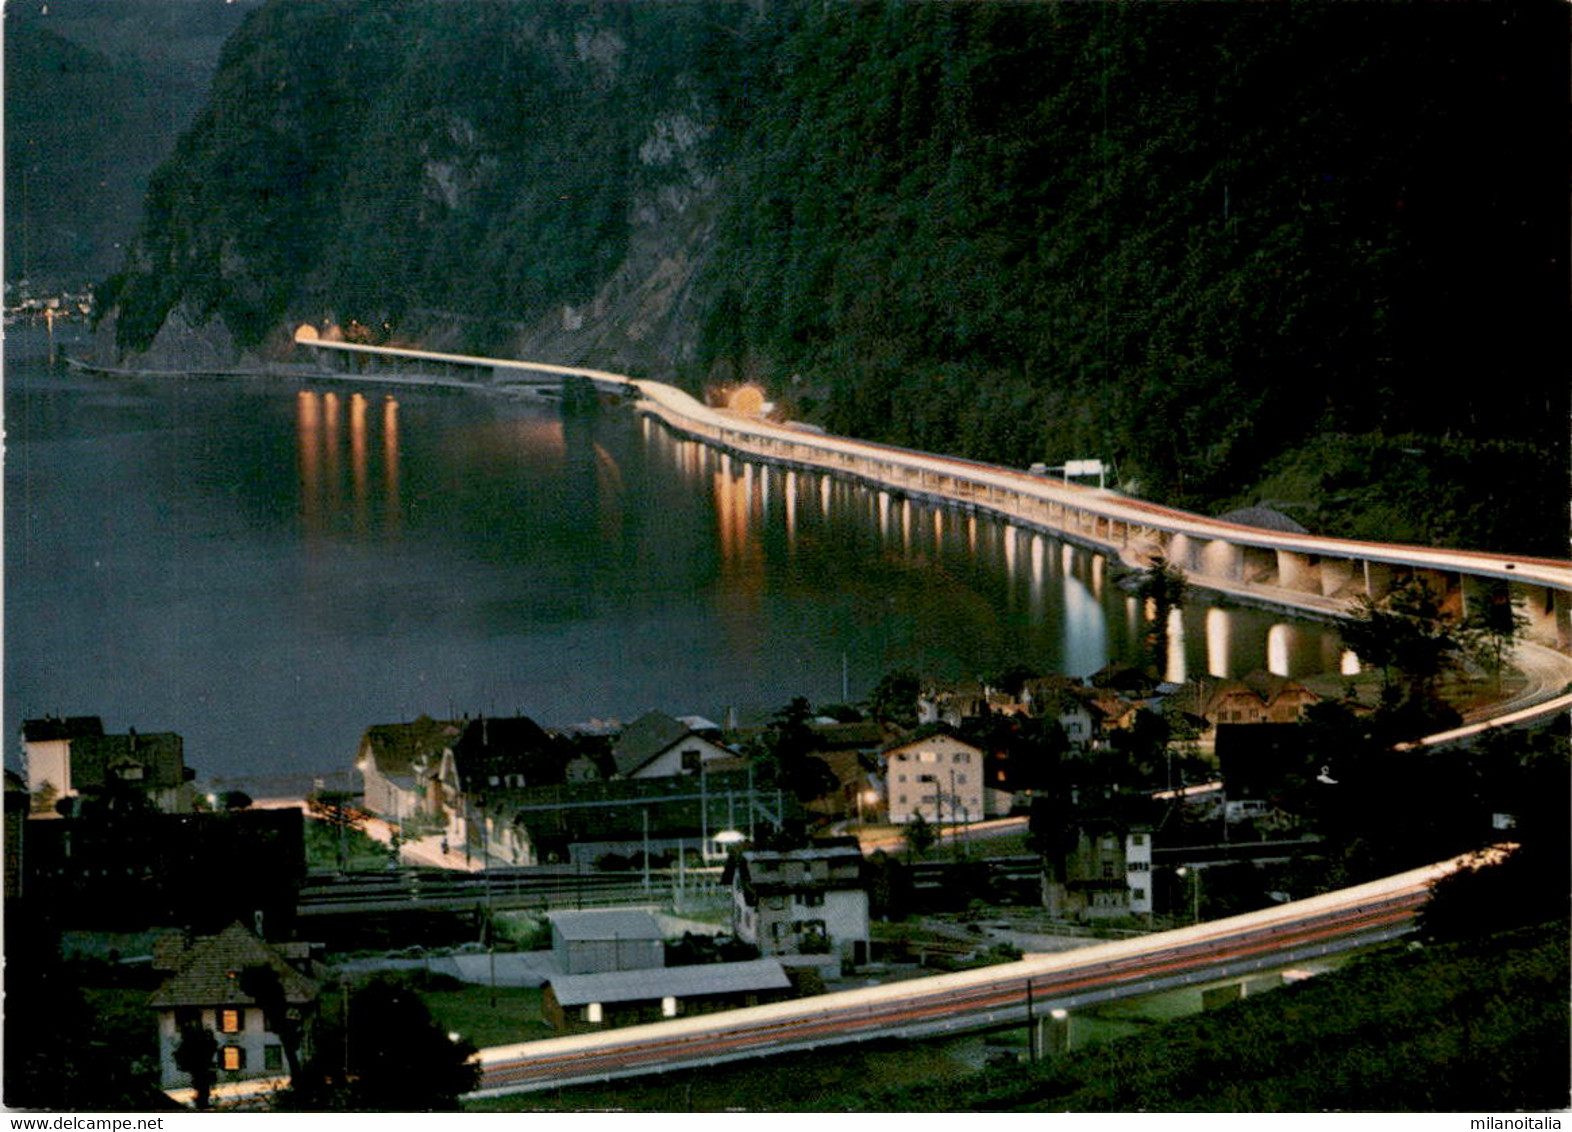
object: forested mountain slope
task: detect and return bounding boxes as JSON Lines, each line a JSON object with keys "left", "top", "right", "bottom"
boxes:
{"left": 93, "top": 0, "right": 1568, "bottom": 556}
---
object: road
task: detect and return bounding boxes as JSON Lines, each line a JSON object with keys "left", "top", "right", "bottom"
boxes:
{"left": 469, "top": 851, "right": 1460, "bottom": 1098}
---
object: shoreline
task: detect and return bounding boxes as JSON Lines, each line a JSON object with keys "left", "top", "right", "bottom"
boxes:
{"left": 63, "top": 353, "right": 564, "bottom": 400}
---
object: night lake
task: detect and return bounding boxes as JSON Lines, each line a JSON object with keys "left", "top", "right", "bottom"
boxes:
{"left": 4, "top": 326, "right": 1346, "bottom": 786}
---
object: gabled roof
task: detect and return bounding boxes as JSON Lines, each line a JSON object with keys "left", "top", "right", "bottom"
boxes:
{"left": 21, "top": 716, "right": 105, "bottom": 744}
{"left": 610, "top": 711, "right": 696, "bottom": 778}
{"left": 547, "top": 908, "right": 664, "bottom": 943}
{"left": 359, "top": 715, "right": 462, "bottom": 777}
{"left": 451, "top": 715, "right": 557, "bottom": 788}
{"left": 147, "top": 922, "right": 319, "bottom": 1009}
{"left": 1238, "top": 671, "right": 1316, "bottom": 703}
{"left": 547, "top": 958, "right": 791, "bottom": 1007}
{"left": 882, "top": 729, "right": 984, "bottom": 758}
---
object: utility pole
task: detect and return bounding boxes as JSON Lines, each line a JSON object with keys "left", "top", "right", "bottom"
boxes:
{"left": 1026, "top": 978, "right": 1037, "bottom": 1063}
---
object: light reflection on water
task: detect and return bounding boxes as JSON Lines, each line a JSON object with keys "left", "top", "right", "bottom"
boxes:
{"left": 5, "top": 348, "right": 1346, "bottom": 779}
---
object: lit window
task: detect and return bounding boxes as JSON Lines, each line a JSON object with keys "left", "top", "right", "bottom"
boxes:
{"left": 662, "top": 997, "right": 678, "bottom": 1018}
{"left": 220, "top": 1009, "right": 244, "bottom": 1034}
{"left": 222, "top": 1046, "right": 244, "bottom": 1072}
{"left": 587, "top": 1003, "right": 603, "bottom": 1024}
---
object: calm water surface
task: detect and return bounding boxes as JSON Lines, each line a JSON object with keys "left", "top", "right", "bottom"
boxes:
{"left": 4, "top": 328, "right": 1344, "bottom": 782}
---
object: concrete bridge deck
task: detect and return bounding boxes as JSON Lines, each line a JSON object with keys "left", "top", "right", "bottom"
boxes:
{"left": 292, "top": 328, "right": 1572, "bottom": 726}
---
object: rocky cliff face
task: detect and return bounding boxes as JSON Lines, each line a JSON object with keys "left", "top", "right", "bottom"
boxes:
{"left": 95, "top": 1, "right": 754, "bottom": 375}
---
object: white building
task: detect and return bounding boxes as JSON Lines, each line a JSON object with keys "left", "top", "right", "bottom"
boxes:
{"left": 728, "top": 844, "right": 869, "bottom": 967}
{"left": 883, "top": 732, "right": 986, "bottom": 827}
{"left": 1125, "top": 828, "right": 1153, "bottom": 916}
{"left": 148, "top": 922, "right": 320, "bottom": 1090}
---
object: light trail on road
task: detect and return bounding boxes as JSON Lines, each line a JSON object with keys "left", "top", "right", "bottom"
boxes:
{"left": 468, "top": 852, "right": 1461, "bottom": 1097}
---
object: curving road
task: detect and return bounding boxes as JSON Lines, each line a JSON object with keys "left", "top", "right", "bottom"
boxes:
{"left": 469, "top": 852, "right": 1464, "bottom": 1097}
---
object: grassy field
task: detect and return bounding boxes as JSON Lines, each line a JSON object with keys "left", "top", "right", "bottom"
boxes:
{"left": 304, "top": 819, "right": 395, "bottom": 873}
{"left": 418, "top": 983, "right": 555, "bottom": 1051}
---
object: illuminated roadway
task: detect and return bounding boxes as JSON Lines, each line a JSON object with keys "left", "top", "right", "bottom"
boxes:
{"left": 468, "top": 854, "right": 1468, "bottom": 1097}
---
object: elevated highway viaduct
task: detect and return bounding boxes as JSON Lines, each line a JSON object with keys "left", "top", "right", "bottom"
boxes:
{"left": 294, "top": 327, "right": 1572, "bottom": 704}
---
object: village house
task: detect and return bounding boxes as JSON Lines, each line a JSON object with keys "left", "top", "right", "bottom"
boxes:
{"left": 148, "top": 922, "right": 322, "bottom": 1091}
{"left": 434, "top": 715, "right": 562, "bottom": 861}
{"left": 547, "top": 908, "right": 666, "bottom": 975}
{"left": 354, "top": 714, "right": 461, "bottom": 827}
{"left": 1019, "top": 679, "right": 1100, "bottom": 750}
{"left": 609, "top": 711, "right": 735, "bottom": 779}
{"left": 22, "top": 716, "right": 195, "bottom": 815}
{"left": 799, "top": 720, "right": 887, "bottom": 824}
{"left": 884, "top": 731, "right": 987, "bottom": 826}
{"left": 728, "top": 842, "right": 870, "bottom": 966}
{"left": 1195, "top": 671, "right": 1321, "bottom": 728}
{"left": 542, "top": 958, "right": 793, "bottom": 1034}
{"left": 1041, "top": 816, "right": 1155, "bottom": 922}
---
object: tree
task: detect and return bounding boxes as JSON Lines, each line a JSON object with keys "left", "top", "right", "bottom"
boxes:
{"left": 282, "top": 977, "right": 479, "bottom": 1112}
{"left": 307, "top": 789, "right": 365, "bottom": 872}
{"left": 1420, "top": 730, "right": 1570, "bottom": 942}
{"left": 1136, "top": 556, "right": 1188, "bottom": 675}
{"left": 238, "top": 965, "right": 306, "bottom": 1082}
{"left": 905, "top": 811, "right": 936, "bottom": 861}
{"left": 869, "top": 668, "right": 920, "bottom": 728}
{"left": 753, "top": 697, "right": 839, "bottom": 803}
{"left": 1459, "top": 581, "right": 1528, "bottom": 693}
{"left": 174, "top": 1021, "right": 218, "bottom": 1111}
{"left": 1344, "top": 575, "right": 1460, "bottom": 698}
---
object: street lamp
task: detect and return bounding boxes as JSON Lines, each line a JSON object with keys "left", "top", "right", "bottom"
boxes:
{"left": 857, "top": 789, "right": 879, "bottom": 826}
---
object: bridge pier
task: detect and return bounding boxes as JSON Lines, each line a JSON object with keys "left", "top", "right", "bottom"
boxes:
{"left": 1028, "top": 1007, "right": 1072, "bottom": 1060}
{"left": 1518, "top": 580, "right": 1572, "bottom": 649}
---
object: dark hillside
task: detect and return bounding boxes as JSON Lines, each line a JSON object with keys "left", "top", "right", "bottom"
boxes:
{"left": 703, "top": 2, "right": 1567, "bottom": 552}
{"left": 853, "top": 923, "right": 1570, "bottom": 1112}
{"left": 95, "top": 0, "right": 1569, "bottom": 556}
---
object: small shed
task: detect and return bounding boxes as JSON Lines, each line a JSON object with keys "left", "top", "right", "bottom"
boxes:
{"left": 547, "top": 908, "right": 665, "bottom": 975}
{"left": 542, "top": 958, "right": 794, "bottom": 1033}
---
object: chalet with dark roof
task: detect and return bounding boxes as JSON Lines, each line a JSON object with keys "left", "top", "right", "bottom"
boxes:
{"left": 148, "top": 922, "right": 321, "bottom": 1090}
{"left": 435, "top": 715, "right": 562, "bottom": 858}
{"left": 609, "top": 711, "right": 734, "bottom": 779}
